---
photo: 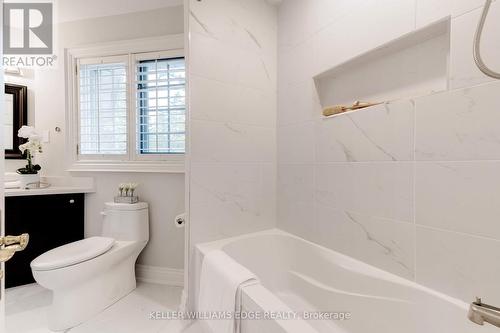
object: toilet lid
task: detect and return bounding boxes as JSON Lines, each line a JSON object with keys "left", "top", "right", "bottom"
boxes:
{"left": 31, "top": 237, "right": 115, "bottom": 271}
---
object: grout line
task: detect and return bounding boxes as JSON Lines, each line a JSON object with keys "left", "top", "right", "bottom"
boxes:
{"left": 452, "top": 0, "right": 497, "bottom": 20}
{"left": 279, "top": 160, "right": 500, "bottom": 166}
{"left": 413, "top": 97, "right": 418, "bottom": 283}
{"left": 191, "top": 117, "right": 277, "bottom": 129}
{"left": 416, "top": 224, "right": 500, "bottom": 244}
{"left": 414, "top": 0, "right": 418, "bottom": 29}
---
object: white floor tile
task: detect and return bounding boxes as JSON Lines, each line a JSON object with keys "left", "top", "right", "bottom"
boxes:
{"left": 6, "top": 282, "right": 185, "bottom": 333}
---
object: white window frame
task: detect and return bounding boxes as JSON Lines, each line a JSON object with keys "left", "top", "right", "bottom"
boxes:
{"left": 77, "top": 54, "right": 130, "bottom": 160}
{"left": 65, "top": 35, "right": 185, "bottom": 173}
{"left": 132, "top": 50, "right": 185, "bottom": 162}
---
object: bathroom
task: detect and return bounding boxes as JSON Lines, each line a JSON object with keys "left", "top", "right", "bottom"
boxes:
{"left": 1, "top": 0, "right": 500, "bottom": 332}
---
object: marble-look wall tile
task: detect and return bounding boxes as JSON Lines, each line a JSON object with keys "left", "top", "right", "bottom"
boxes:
{"left": 190, "top": 163, "right": 275, "bottom": 244}
{"left": 278, "top": 199, "right": 316, "bottom": 242}
{"left": 278, "top": 121, "right": 316, "bottom": 164}
{"left": 312, "top": 0, "right": 416, "bottom": 74}
{"left": 188, "top": 0, "right": 277, "bottom": 254}
{"left": 190, "top": 120, "right": 275, "bottom": 163}
{"left": 278, "top": 38, "right": 316, "bottom": 86}
{"left": 315, "top": 163, "right": 414, "bottom": 223}
{"left": 450, "top": 3, "right": 500, "bottom": 89}
{"left": 190, "top": 32, "right": 276, "bottom": 92}
{"left": 311, "top": 0, "right": 358, "bottom": 35}
{"left": 277, "top": 164, "right": 316, "bottom": 240}
{"left": 277, "top": 0, "right": 319, "bottom": 50}
{"left": 190, "top": 75, "right": 276, "bottom": 127}
{"left": 416, "top": 226, "right": 500, "bottom": 304}
{"left": 316, "top": 100, "right": 415, "bottom": 162}
{"left": 276, "top": 0, "right": 500, "bottom": 313}
{"left": 315, "top": 204, "right": 415, "bottom": 279}
{"left": 416, "top": 161, "right": 500, "bottom": 240}
{"left": 190, "top": 0, "right": 277, "bottom": 55}
{"left": 278, "top": 164, "right": 315, "bottom": 203}
{"left": 417, "top": 0, "right": 496, "bottom": 23}
{"left": 416, "top": 0, "right": 453, "bottom": 28}
{"left": 415, "top": 82, "right": 500, "bottom": 161}
{"left": 453, "top": 0, "right": 498, "bottom": 18}
{"left": 278, "top": 0, "right": 368, "bottom": 51}
{"left": 277, "top": 80, "right": 320, "bottom": 126}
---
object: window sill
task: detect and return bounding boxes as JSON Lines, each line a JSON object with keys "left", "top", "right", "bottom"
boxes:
{"left": 67, "top": 161, "right": 185, "bottom": 174}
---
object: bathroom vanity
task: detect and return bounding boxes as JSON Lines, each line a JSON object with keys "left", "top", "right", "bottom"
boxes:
{"left": 4, "top": 177, "right": 94, "bottom": 288}
{"left": 5, "top": 193, "right": 85, "bottom": 288}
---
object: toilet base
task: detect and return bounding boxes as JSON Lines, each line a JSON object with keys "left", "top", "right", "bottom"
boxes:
{"left": 48, "top": 254, "right": 137, "bottom": 331}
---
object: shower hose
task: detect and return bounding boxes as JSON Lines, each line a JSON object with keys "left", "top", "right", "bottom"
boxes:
{"left": 473, "top": 0, "right": 500, "bottom": 79}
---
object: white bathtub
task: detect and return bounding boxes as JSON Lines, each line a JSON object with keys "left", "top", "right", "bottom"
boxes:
{"left": 196, "top": 229, "right": 496, "bottom": 333}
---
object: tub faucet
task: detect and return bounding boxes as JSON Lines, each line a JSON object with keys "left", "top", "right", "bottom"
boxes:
{"left": 469, "top": 297, "right": 500, "bottom": 328}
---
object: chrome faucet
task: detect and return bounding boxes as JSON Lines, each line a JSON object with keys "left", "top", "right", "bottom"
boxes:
{"left": 469, "top": 297, "right": 500, "bottom": 328}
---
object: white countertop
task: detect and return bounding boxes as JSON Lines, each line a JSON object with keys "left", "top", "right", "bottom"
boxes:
{"left": 5, "top": 175, "right": 95, "bottom": 197}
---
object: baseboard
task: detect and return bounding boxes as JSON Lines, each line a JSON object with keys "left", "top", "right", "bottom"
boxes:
{"left": 136, "top": 264, "right": 184, "bottom": 287}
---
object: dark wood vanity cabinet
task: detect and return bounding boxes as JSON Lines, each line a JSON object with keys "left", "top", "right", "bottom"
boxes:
{"left": 5, "top": 194, "right": 85, "bottom": 288}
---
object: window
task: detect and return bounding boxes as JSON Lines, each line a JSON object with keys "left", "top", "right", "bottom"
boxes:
{"left": 66, "top": 36, "right": 185, "bottom": 172}
{"left": 79, "top": 57, "right": 128, "bottom": 156}
{"left": 136, "top": 57, "right": 186, "bottom": 155}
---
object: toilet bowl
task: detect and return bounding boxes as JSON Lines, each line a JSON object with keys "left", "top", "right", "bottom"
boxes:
{"left": 31, "top": 202, "right": 149, "bottom": 331}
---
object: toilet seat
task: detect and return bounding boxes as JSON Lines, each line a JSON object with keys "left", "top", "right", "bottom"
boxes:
{"left": 31, "top": 237, "right": 115, "bottom": 271}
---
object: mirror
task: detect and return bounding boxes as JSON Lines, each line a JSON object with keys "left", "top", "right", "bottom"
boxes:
{"left": 5, "top": 83, "right": 28, "bottom": 159}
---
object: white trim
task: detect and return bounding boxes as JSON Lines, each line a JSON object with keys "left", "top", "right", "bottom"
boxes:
{"left": 133, "top": 50, "right": 183, "bottom": 61}
{"left": 67, "top": 35, "right": 184, "bottom": 59}
{"left": 183, "top": 0, "right": 192, "bottom": 309}
{"left": 179, "top": 288, "right": 188, "bottom": 313}
{"left": 68, "top": 160, "right": 185, "bottom": 173}
{"left": 136, "top": 264, "right": 184, "bottom": 286}
{"left": 65, "top": 35, "right": 186, "bottom": 173}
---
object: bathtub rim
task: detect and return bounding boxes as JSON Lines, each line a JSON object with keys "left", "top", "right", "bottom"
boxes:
{"left": 195, "top": 228, "right": 469, "bottom": 311}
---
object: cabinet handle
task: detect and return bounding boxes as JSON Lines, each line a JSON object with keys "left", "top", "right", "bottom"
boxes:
{"left": 69, "top": 199, "right": 75, "bottom": 204}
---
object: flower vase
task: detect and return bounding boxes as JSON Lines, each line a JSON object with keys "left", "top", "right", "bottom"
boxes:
{"left": 18, "top": 173, "right": 40, "bottom": 189}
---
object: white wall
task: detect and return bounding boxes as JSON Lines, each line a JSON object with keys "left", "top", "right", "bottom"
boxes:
{"left": 80, "top": 172, "right": 185, "bottom": 268}
{"left": 187, "top": 0, "right": 277, "bottom": 306}
{"left": 13, "top": 5, "right": 186, "bottom": 269}
{"left": 278, "top": 0, "right": 500, "bottom": 305}
{"left": 56, "top": 0, "right": 183, "bottom": 23}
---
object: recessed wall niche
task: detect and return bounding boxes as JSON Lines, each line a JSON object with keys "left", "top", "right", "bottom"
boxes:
{"left": 314, "top": 18, "right": 450, "bottom": 111}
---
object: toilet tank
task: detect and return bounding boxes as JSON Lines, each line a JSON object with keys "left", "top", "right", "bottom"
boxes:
{"left": 101, "top": 202, "right": 149, "bottom": 242}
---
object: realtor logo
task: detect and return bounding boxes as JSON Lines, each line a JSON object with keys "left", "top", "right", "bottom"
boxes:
{"left": 3, "top": 3, "right": 53, "bottom": 54}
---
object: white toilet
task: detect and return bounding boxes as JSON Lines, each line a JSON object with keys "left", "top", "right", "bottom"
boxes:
{"left": 30, "top": 202, "right": 149, "bottom": 331}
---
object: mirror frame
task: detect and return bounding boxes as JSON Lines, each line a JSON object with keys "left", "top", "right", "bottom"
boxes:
{"left": 5, "top": 83, "right": 28, "bottom": 159}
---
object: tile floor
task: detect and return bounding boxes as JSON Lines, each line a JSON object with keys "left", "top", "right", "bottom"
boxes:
{"left": 5, "top": 282, "right": 196, "bottom": 333}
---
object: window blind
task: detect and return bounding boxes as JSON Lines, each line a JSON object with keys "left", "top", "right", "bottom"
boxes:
{"left": 135, "top": 57, "right": 186, "bottom": 154}
{"left": 79, "top": 61, "right": 128, "bottom": 155}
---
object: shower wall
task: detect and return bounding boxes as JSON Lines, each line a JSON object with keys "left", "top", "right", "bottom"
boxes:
{"left": 188, "top": 0, "right": 277, "bottom": 249}
{"left": 187, "top": 0, "right": 277, "bottom": 305}
{"left": 278, "top": 0, "right": 500, "bottom": 305}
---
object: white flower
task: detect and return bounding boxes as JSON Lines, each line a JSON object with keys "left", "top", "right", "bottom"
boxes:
{"left": 19, "top": 139, "right": 42, "bottom": 155}
{"left": 19, "top": 142, "right": 29, "bottom": 154}
{"left": 18, "top": 126, "right": 39, "bottom": 139}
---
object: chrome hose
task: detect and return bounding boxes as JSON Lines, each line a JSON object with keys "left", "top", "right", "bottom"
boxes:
{"left": 473, "top": 0, "right": 500, "bottom": 79}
